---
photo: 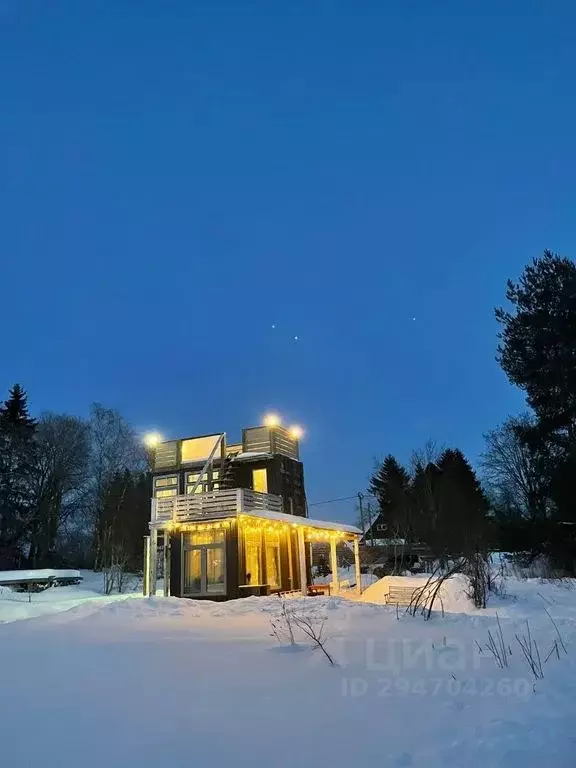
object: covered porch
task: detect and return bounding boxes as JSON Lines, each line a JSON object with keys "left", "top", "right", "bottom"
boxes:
{"left": 144, "top": 508, "right": 362, "bottom": 600}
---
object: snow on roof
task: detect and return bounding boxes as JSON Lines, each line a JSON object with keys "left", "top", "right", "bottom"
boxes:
{"left": 232, "top": 451, "right": 272, "bottom": 461}
{"left": 0, "top": 569, "right": 82, "bottom": 583}
{"left": 240, "top": 508, "right": 361, "bottom": 535}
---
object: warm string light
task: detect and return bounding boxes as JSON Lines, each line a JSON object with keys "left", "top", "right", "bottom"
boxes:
{"left": 238, "top": 514, "right": 351, "bottom": 541}
{"left": 162, "top": 520, "right": 232, "bottom": 533}
{"left": 162, "top": 515, "right": 354, "bottom": 541}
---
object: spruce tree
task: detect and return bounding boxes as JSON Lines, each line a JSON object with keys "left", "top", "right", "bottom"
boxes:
{"left": 369, "top": 455, "right": 411, "bottom": 539}
{"left": 0, "top": 384, "right": 36, "bottom": 566}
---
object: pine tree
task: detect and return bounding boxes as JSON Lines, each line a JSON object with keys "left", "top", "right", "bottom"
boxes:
{"left": 0, "top": 384, "right": 36, "bottom": 567}
{"left": 496, "top": 253, "right": 576, "bottom": 568}
{"left": 496, "top": 250, "right": 576, "bottom": 440}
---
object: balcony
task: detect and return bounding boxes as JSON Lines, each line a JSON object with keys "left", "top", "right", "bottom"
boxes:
{"left": 152, "top": 488, "right": 284, "bottom": 525}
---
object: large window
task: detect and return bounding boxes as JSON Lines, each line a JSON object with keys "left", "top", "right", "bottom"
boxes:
{"left": 252, "top": 468, "right": 268, "bottom": 494}
{"left": 244, "top": 529, "right": 262, "bottom": 585}
{"left": 264, "top": 530, "right": 281, "bottom": 590}
{"left": 181, "top": 435, "right": 222, "bottom": 464}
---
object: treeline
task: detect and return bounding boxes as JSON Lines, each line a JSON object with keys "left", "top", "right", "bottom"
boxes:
{"left": 370, "top": 250, "right": 576, "bottom": 577}
{"left": 0, "top": 391, "right": 150, "bottom": 575}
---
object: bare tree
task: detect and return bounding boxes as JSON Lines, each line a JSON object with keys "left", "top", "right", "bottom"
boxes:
{"left": 87, "top": 404, "right": 145, "bottom": 570}
{"left": 28, "top": 413, "right": 90, "bottom": 566}
{"left": 481, "top": 415, "right": 546, "bottom": 520}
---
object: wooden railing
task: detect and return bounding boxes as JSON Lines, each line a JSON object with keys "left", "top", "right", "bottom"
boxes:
{"left": 152, "top": 488, "right": 283, "bottom": 524}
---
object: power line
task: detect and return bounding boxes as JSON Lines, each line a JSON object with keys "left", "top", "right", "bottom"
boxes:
{"left": 308, "top": 494, "right": 376, "bottom": 507}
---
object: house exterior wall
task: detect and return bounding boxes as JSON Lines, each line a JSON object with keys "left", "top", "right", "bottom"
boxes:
{"left": 230, "top": 455, "right": 307, "bottom": 517}
{"left": 168, "top": 519, "right": 304, "bottom": 600}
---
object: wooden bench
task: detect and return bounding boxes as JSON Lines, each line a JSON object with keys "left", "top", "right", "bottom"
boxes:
{"left": 386, "top": 585, "right": 416, "bottom": 606}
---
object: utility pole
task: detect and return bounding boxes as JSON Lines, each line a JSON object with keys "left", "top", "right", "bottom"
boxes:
{"left": 358, "top": 492, "right": 366, "bottom": 540}
{"left": 366, "top": 499, "right": 375, "bottom": 547}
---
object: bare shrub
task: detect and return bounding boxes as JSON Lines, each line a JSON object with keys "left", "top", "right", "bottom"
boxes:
{"left": 515, "top": 620, "right": 544, "bottom": 680}
{"left": 464, "top": 552, "right": 489, "bottom": 609}
{"left": 408, "top": 560, "right": 464, "bottom": 620}
{"left": 481, "top": 611, "right": 568, "bottom": 682}
{"left": 270, "top": 596, "right": 296, "bottom": 645}
{"left": 269, "top": 598, "right": 335, "bottom": 665}
{"left": 292, "top": 614, "right": 335, "bottom": 666}
{"left": 483, "top": 613, "right": 509, "bottom": 668}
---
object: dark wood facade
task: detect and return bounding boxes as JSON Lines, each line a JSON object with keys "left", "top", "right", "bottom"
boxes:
{"left": 152, "top": 426, "right": 307, "bottom": 518}
{"left": 168, "top": 518, "right": 310, "bottom": 601}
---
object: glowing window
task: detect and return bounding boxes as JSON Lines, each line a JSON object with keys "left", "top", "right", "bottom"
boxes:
{"left": 181, "top": 436, "right": 222, "bottom": 464}
{"left": 264, "top": 529, "right": 280, "bottom": 589}
{"left": 244, "top": 529, "right": 261, "bottom": 585}
{"left": 252, "top": 468, "right": 268, "bottom": 494}
{"left": 155, "top": 476, "right": 177, "bottom": 488}
{"left": 184, "top": 529, "right": 224, "bottom": 546}
{"left": 156, "top": 488, "right": 177, "bottom": 498}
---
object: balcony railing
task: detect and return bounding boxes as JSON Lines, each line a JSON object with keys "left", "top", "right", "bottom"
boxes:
{"left": 152, "top": 488, "right": 284, "bottom": 524}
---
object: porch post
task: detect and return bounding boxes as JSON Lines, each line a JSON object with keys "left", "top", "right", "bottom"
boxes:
{"left": 297, "top": 527, "right": 307, "bottom": 597}
{"left": 330, "top": 537, "right": 339, "bottom": 594}
{"left": 163, "top": 530, "right": 171, "bottom": 597}
{"left": 149, "top": 527, "right": 158, "bottom": 597}
{"left": 143, "top": 536, "right": 150, "bottom": 596}
{"left": 353, "top": 536, "right": 362, "bottom": 595}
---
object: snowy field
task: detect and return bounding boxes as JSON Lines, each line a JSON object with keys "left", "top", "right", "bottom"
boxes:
{"left": 0, "top": 573, "right": 575, "bottom": 767}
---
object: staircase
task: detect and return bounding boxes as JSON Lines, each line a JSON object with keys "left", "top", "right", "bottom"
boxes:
{"left": 218, "top": 455, "right": 236, "bottom": 490}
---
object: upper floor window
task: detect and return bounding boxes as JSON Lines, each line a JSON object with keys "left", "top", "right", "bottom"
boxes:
{"left": 154, "top": 475, "right": 178, "bottom": 498}
{"left": 252, "top": 468, "right": 268, "bottom": 494}
{"left": 155, "top": 475, "right": 178, "bottom": 488}
{"left": 186, "top": 470, "right": 219, "bottom": 495}
{"left": 156, "top": 488, "right": 177, "bottom": 499}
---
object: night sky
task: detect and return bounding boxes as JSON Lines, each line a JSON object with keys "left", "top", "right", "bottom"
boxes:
{"left": 1, "top": 2, "right": 574, "bottom": 521}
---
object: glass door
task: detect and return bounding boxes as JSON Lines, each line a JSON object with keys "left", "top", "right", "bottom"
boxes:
{"left": 205, "top": 547, "right": 225, "bottom": 594}
{"left": 183, "top": 549, "right": 203, "bottom": 595}
{"left": 183, "top": 543, "right": 226, "bottom": 596}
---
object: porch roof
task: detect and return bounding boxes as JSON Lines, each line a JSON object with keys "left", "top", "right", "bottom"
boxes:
{"left": 239, "top": 508, "right": 361, "bottom": 535}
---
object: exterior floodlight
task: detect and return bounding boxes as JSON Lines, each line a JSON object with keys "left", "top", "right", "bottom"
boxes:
{"left": 263, "top": 413, "right": 282, "bottom": 428}
{"left": 289, "top": 425, "right": 304, "bottom": 440}
{"left": 143, "top": 432, "right": 163, "bottom": 449}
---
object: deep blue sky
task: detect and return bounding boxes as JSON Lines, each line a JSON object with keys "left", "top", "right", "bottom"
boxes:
{"left": 1, "top": 1, "right": 574, "bottom": 521}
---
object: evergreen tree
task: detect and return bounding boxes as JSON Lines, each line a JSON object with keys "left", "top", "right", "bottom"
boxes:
{"left": 434, "top": 449, "right": 489, "bottom": 556}
{"left": 496, "top": 253, "right": 576, "bottom": 569}
{"left": 369, "top": 455, "right": 412, "bottom": 539}
{"left": 0, "top": 384, "right": 36, "bottom": 567}
{"left": 409, "top": 449, "right": 488, "bottom": 561}
{"left": 496, "top": 250, "right": 576, "bottom": 440}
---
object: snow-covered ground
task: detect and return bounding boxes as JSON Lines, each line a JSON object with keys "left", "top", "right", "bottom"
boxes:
{"left": 0, "top": 574, "right": 575, "bottom": 767}
{"left": 0, "top": 570, "right": 139, "bottom": 624}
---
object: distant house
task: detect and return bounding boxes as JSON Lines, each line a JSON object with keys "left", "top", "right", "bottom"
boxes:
{"left": 361, "top": 513, "right": 391, "bottom": 545}
{"left": 144, "top": 422, "right": 362, "bottom": 600}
